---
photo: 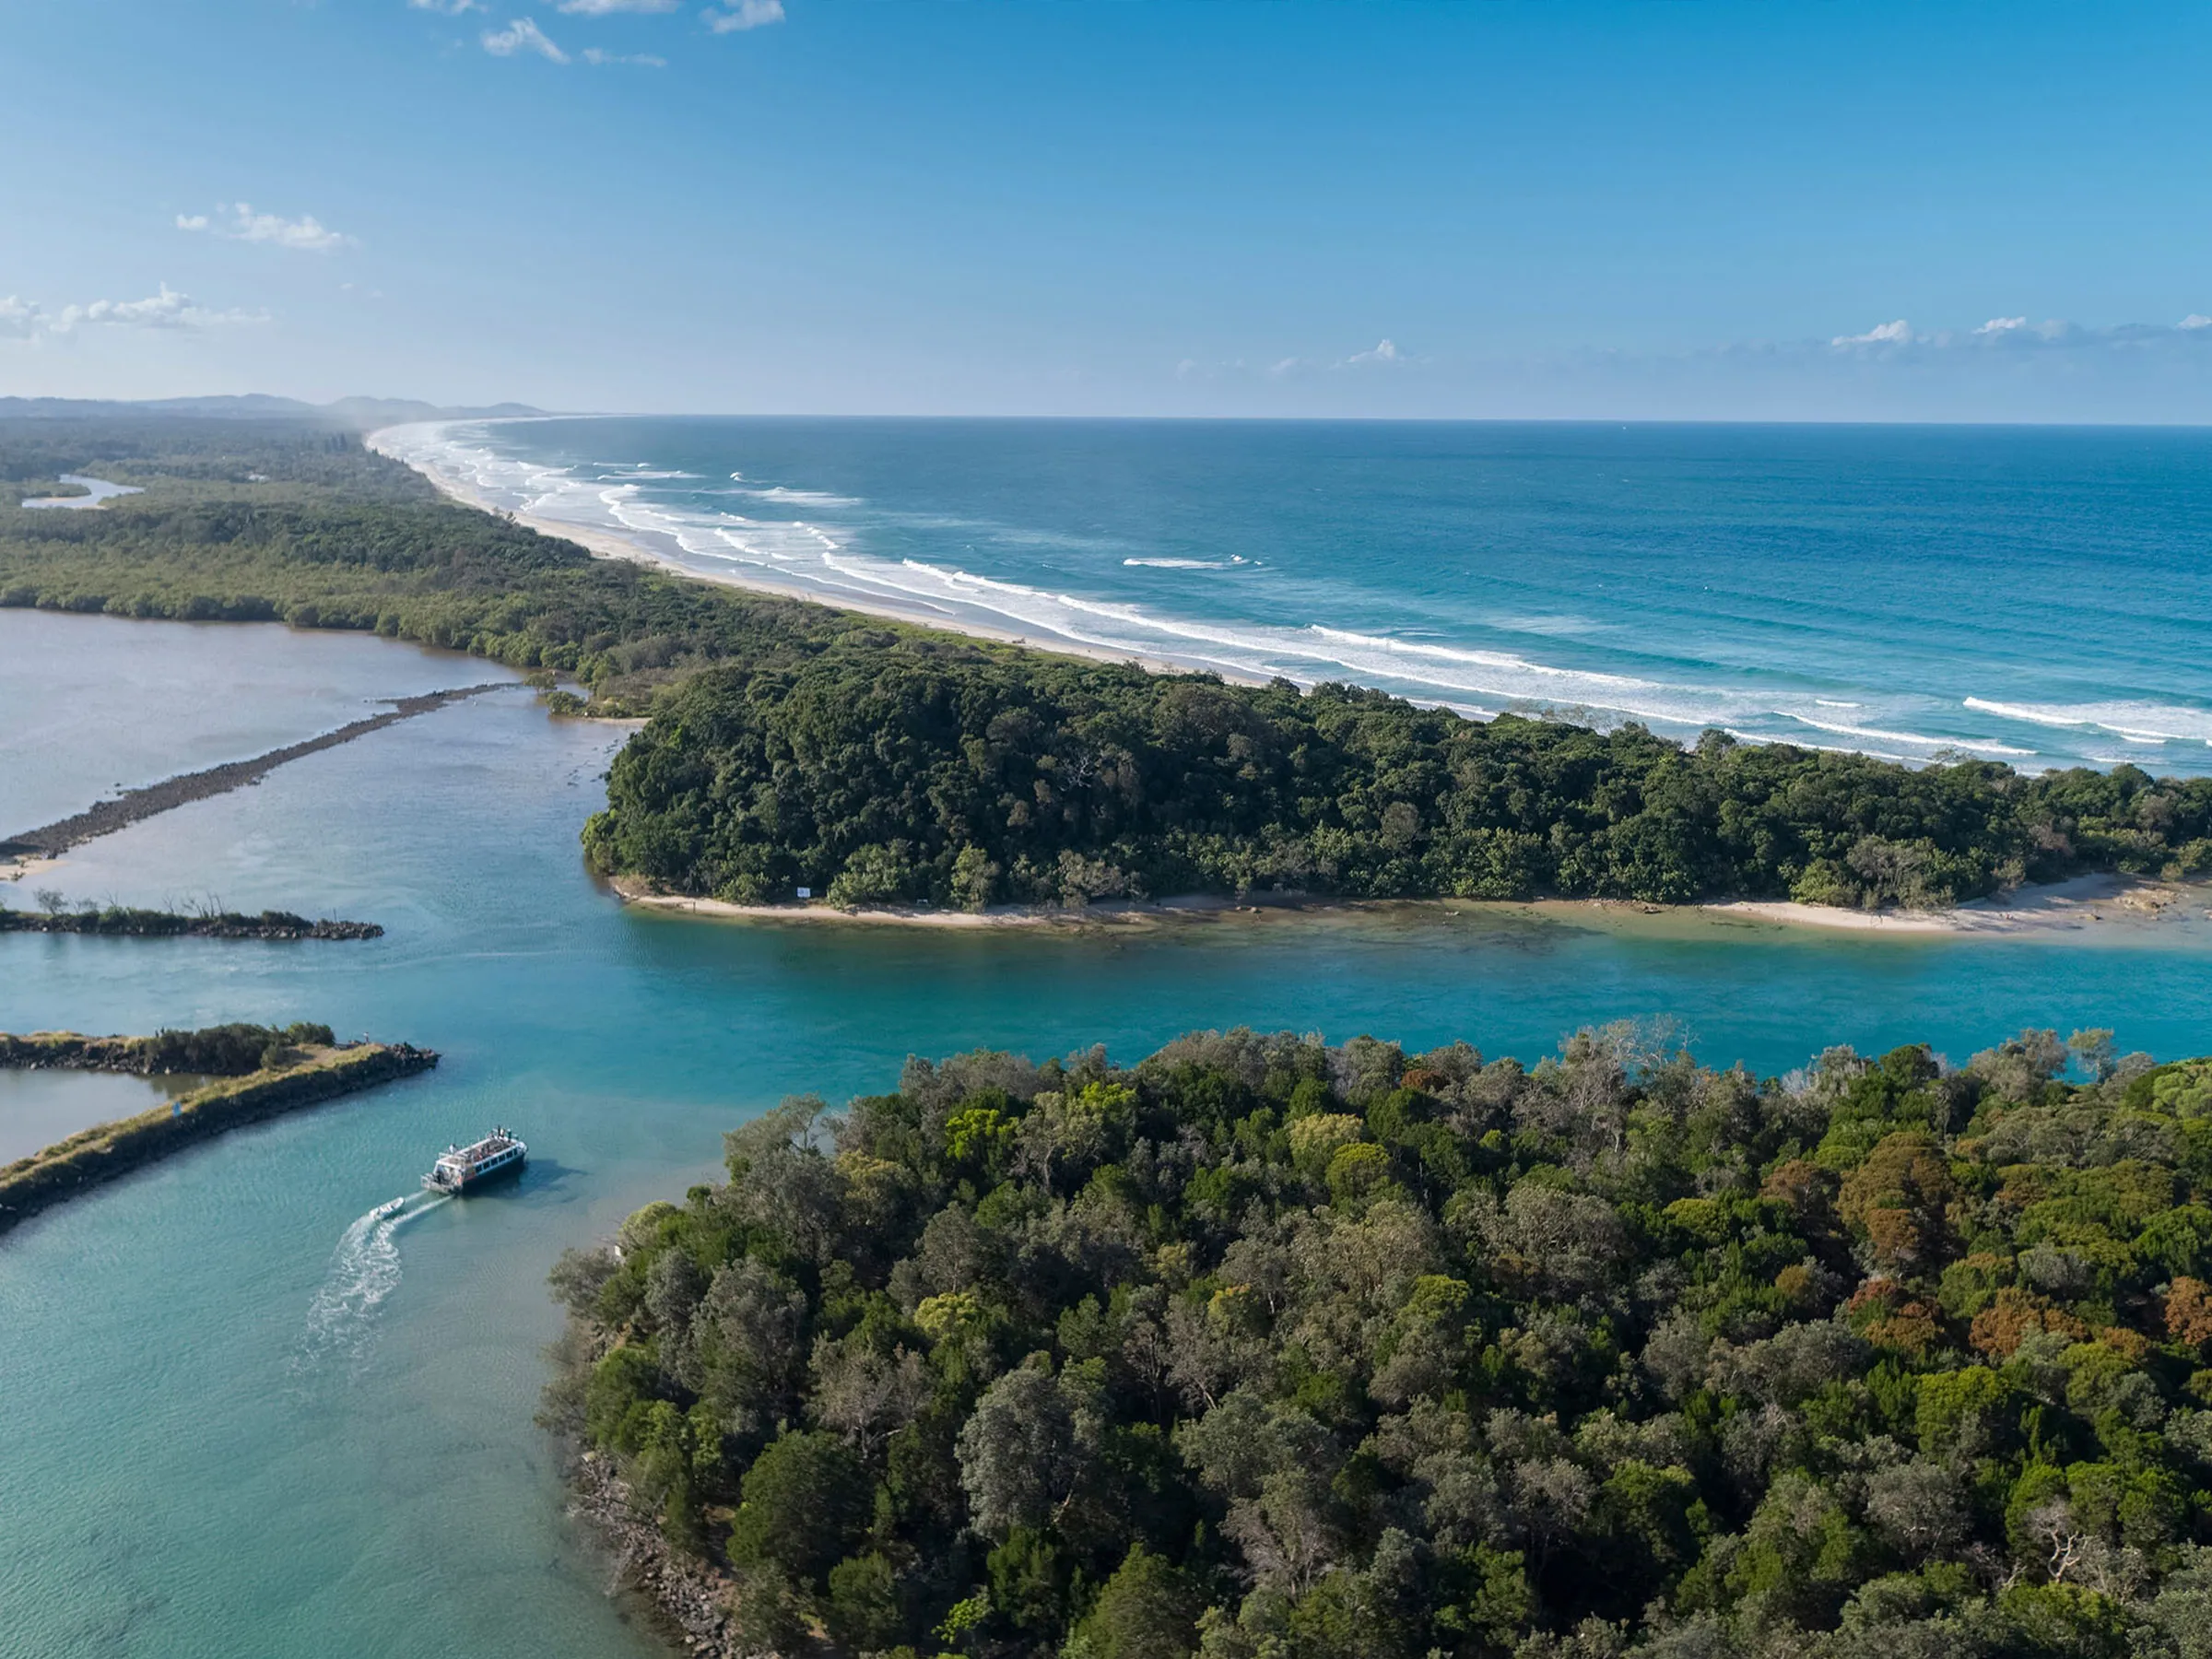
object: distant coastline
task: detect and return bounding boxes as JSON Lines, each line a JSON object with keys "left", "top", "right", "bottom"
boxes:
{"left": 366, "top": 423, "right": 1269, "bottom": 687}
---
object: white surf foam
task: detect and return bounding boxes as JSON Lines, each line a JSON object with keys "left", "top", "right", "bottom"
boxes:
{"left": 1778, "top": 712, "right": 2036, "bottom": 758}
{"left": 1963, "top": 697, "right": 2212, "bottom": 744}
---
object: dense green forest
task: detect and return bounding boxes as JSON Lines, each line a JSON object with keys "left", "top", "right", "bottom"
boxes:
{"left": 585, "top": 658, "right": 2212, "bottom": 910}
{"left": 548, "top": 1027, "right": 2212, "bottom": 1658}
{"left": 0, "top": 417, "right": 948, "bottom": 712}
{"left": 6, "top": 417, "right": 2207, "bottom": 909}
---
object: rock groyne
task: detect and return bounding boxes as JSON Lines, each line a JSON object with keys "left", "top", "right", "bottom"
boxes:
{"left": 0, "top": 681, "right": 512, "bottom": 865}
{"left": 0, "top": 1037, "right": 439, "bottom": 1235}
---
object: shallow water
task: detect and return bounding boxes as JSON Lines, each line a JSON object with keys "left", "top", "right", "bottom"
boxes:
{"left": 0, "top": 1070, "right": 172, "bottom": 1162}
{"left": 0, "top": 608, "right": 524, "bottom": 837}
{"left": 382, "top": 418, "right": 2212, "bottom": 773}
{"left": 3, "top": 611, "right": 2209, "bottom": 1658}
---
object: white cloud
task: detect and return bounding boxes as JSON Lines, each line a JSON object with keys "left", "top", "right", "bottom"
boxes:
{"left": 560, "top": 0, "right": 677, "bottom": 10}
{"left": 1974, "top": 316, "right": 2028, "bottom": 335}
{"left": 483, "top": 17, "right": 570, "bottom": 59}
{"left": 1831, "top": 319, "right": 1914, "bottom": 347}
{"left": 2182, "top": 314, "right": 2212, "bottom": 331}
{"left": 178, "top": 202, "right": 355, "bottom": 253}
{"left": 1344, "top": 338, "right": 1402, "bottom": 365}
{"left": 2, "top": 285, "right": 266, "bottom": 341}
{"left": 410, "top": 0, "right": 485, "bottom": 11}
{"left": 702, "top": 0, "right": 783, "bottom": 33}
{"left": 582, "top": 46, "right": 667, "bottom": 64}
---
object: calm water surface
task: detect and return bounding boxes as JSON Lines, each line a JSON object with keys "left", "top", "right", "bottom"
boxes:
{"left": 3, "top": 613, "right": 2209, "bottom": 1659}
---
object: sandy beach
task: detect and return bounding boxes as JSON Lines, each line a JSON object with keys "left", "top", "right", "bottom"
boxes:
{"left": 610, "top": 872, "right": 2212, "bottom": 942}
{"left": 1699, "top": 872, "right": 2205, "bottom": 935}
{"left": 365, "top": 423, "right": 1265, "bottom": 687}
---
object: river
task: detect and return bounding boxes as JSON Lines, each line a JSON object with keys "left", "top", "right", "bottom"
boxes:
{"left": 3, "top": 610, "right": 2208, "bottom": 1658}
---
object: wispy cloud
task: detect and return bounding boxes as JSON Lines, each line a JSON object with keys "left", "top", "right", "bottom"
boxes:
{"left": 1831, "top": 319, "right": 1915, "bottom": 347}
{"left": 1, "top": 285, "right": 266, "bottom": 340}
{"left": 410, "top": 0, "right": 484, "bottom": 11}
{"left": 1825, "top": 312, "right": 2212, "bottom": 357}
{"left": 582, "top": 46, "right": 667, "bottom": 65}
{"left": 702, "top": 0, "right": 783, "bottom": 33}
{"left": 559, "top": 0, "right": 677, "bottom": 11}
{"left": 483, "top": 17, "right": 569, "bottom": 60}
{"left": 176, "top": 202, "right": 355, "bottom": 253}
{"left": 1344, "top": 338, "right": 1402, "bottom": 365}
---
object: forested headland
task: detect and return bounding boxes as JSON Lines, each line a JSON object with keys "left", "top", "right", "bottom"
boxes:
{"left": 5, "top": 416, "right": 2207, "bottom": 911}
{"left": 547, "top": 1026, "right": 2212, "bottom": 1659}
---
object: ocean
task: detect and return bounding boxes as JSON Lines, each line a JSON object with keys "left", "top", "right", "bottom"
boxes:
{"left": 382, "top": 418, "right": 2212, "bottom": 774}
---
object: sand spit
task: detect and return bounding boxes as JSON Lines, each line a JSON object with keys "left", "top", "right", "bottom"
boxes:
{"left": 611, "top": 873, "right": 2210, "bottom": 942}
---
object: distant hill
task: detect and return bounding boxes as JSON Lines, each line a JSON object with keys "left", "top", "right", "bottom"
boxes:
{"left": 0, "top": 394, "right": 549, "bottom": 429}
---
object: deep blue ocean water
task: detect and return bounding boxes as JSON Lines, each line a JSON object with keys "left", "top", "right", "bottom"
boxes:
{"left": 387, "top": 418, "right": 2212, "bottom": 774}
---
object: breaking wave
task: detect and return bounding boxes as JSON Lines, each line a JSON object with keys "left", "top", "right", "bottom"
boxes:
{"left": 366, "top": 419, "right": 2212, "bottom": 777}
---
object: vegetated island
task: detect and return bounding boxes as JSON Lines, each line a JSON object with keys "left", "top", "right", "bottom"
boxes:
{"left": 546, "top": 1025, "right": 2212, "bottom": 1659}
{"left": 0, "top": 1022, "right": 437, "bottom": 1235}
{"left": 0, "top": 897, "right": 380, "bottom": 940}
{"left": 4, "top": 414, "right": 2209, "bottom": 917}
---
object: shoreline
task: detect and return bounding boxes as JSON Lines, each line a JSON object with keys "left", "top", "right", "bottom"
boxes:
{"left": 365, "top": 423, "right": 1270, "bottom": 688}
{"left": 608, "top": 871, "right": 2211, "bottom": 943}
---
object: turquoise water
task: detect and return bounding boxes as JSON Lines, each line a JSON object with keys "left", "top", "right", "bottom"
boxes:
{"left": 386, "top": 418, "right": 2212, "bottom": 773}
{"left": 3, "top": 612, "right": 2210, "bottom": 1658}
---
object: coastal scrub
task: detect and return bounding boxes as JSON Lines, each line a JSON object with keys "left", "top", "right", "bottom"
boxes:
{"left": 548, "top": 1026, "right": 2212, "bottom": 1658}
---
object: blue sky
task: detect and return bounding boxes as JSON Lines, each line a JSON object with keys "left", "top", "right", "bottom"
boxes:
{"left": 8, "top": 1, "right": 2212, "bottom": 419}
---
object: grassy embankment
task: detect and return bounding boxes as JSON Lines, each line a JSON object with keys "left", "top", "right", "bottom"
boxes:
{"left": 0, "top": 1023, "right": 438, "bottom": 1234}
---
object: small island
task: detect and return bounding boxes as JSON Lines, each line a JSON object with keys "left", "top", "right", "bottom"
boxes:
{"left": 547, "top": 1025, "right": 2212, "bottom": 1658}
{"left": 0, "top": 898, "right": 381, "bottom": 940}
{"left": 0, "top": 1022, "right": 438, "bottom": 1235}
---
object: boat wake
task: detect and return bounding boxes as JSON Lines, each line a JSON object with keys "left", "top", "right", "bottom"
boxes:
{"left": 291, "top": 1193, "right": 446, "bottom": 1374}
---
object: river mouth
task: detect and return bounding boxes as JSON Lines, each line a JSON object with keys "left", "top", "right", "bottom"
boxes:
{"left": 2, "top": 606, "right": 2208, "bottom": 1659}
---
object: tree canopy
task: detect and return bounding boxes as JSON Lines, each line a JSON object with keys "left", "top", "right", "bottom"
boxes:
{"left": 547, "top": 1026, "right": 2212, "bottom": 1658}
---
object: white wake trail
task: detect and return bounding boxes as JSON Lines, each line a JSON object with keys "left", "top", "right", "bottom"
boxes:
{"left": 292, "top": 1194, "right": 446, "bottom": 1373}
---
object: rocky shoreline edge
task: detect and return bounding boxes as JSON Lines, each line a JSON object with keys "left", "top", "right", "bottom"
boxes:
{"left": 0, "top": 908, "right": 382, "bottom": 940}
{"left": 564, "top": 1450, "right": 749, "bottom": 1658}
